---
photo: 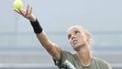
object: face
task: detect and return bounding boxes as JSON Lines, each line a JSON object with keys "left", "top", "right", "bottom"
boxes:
{"left": 67, "top": 26, "right": 90, "bottom": 50}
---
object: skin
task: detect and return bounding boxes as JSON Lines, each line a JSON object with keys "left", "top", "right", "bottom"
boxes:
{"left": 14, "top": 5, "right": 92, "bottom": 65}
{"left": 67, "top": 26, "right": 92, "bottom": 65}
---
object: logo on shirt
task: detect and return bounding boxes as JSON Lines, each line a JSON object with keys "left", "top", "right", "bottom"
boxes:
{"left": 64, "top": 60, "right": 76, "bottom": 69}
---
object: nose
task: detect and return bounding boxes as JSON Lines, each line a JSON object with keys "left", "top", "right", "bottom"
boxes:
{"left": 71, "top": 34, "right": 76, "bottom": 40}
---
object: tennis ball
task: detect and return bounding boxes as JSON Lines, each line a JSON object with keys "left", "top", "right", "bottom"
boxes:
{"left": 13, "top": 0, "right": 23, "bottom": 10}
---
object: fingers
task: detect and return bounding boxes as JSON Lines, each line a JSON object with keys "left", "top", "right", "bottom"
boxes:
{"left": 25, "top": 5, "right": 29, "bottom": 16}
{"left": 29, "top": 7, "right": 32, "bottom": 15}
{"left": 14, "top": 4, "right": 32, "bottom": 19}
{"left": 14, "top": 9, "right": 20, "bottom": 14}
{"left": 18, "top": 9, "right": 25, "bottom": 16}
{"left": 25, "top": 4, "right": 32, "bottom": 16}
{"left": 14, "top": 9, "right": 25, "bottom": 17}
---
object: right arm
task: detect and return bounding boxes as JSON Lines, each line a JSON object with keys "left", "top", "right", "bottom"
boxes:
{"left": 14, "top": 5, "right": 61, "bottom": 61}
{"left": 37, "top": 31, "right": 61, "bottom": 60}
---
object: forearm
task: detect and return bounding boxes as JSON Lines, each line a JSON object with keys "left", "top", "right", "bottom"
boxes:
{"left": 36, "top": 31, "right": 52, "bottom": 49}
{"left": 30, "top": 19, "right": 52, "bottom": 49}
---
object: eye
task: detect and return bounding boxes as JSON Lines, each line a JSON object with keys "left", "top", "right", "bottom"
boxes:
{"left": 68, "top": 34, "right": 71, "bottom": 39}
{"left": 74, "top": 30, "right": 80, "bottom": 34}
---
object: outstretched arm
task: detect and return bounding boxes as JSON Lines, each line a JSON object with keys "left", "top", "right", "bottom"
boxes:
{"left": 14, "top": 5, "right": 61, "bottom": 61}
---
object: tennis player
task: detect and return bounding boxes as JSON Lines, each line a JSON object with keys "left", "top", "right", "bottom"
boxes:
{"left": 14, "top": 5, "right": 112, "bottom": 69}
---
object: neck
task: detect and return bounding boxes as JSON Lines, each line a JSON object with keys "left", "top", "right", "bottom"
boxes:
{"left": 76, "top": 45, "right": 92, "bottom": 66}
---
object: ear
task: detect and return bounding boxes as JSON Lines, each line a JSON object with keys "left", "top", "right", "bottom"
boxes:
{"left": 85, "top": 32, "right": 92, "bottom": 41}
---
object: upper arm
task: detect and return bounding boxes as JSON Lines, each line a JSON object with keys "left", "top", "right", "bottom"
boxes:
{"left": 36, "top": 31, "right": 61, "bottom": 60}
{"left": 47, "top": 42, "right": 61, "bottom": 60}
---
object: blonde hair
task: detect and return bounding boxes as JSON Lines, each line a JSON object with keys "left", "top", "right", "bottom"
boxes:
{"left": 67, "top": 25, "right": 89, "bottom": 34}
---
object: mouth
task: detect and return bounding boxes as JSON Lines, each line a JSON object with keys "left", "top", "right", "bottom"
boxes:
{"left": 73, "top": 40, "right": 78, "bottom": 45}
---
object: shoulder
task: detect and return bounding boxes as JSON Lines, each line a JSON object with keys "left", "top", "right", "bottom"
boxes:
{"left": 61, "top": 50, "right": 74, "bottom": 57}
{"left": 53, "top": 50, "right": 75, "bottom": 68}
{"left": 94, "top": 57, "right": 112, "bottom": 69}
{"left": 60, "top": 50, "right": 76, "bottom": 62}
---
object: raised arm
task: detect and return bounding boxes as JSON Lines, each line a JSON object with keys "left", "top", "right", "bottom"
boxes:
{"left": 14, "top": 5, "right": 61, "bottom": 61}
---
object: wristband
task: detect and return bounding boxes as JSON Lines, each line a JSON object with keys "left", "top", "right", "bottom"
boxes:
{"left": 30, "top": 19, "right": 43, "bottom": 33}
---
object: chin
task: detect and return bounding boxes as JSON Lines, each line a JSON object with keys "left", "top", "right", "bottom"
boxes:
{"left": 73, "top": 44, "right": 85, "bottom": 51}
{"left": 73, "top": 45, "right": 81, "bottom": 51}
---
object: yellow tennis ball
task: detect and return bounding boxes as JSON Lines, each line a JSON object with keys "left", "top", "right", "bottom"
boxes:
{"left": 13, "top": 0, "right": 23, "bottom": 10}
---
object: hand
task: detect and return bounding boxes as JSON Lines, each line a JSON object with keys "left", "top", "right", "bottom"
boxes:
{"left": 14, "top": 4, "right": 36, "bottom": 22}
